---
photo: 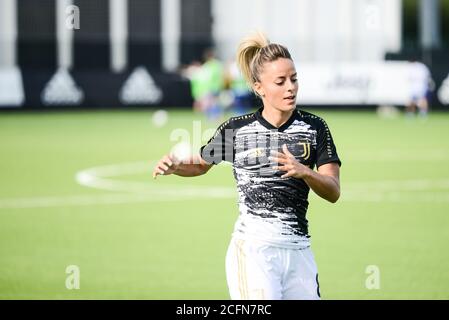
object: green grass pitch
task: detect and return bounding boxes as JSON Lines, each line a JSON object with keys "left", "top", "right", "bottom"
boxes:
{"left": 0, "top": 108, "right": 448, "bottom": 299}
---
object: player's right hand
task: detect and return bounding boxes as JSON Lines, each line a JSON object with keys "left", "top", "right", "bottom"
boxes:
{"left": 152, "top": 155, "right": 178, "bottom": 179}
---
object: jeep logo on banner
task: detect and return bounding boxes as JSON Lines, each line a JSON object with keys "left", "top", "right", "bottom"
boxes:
{"left": 41, "top": 68, "right": 84, "bottom": 106}
{"left": 119, "top": 66, "right": 163, "bottom": 105}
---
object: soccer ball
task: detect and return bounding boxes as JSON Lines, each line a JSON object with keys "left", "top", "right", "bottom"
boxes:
{"left": 170, "top": 142, "right": 192, "bottom": 163}
{"left": 152, "top": 109, "right": 168, "bottom": 127}
{"left": 376, "top": 105, "right": 399, "bottom": 119}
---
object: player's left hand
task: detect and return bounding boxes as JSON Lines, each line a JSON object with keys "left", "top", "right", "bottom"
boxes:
{"left": 269, "top": 144, "right": 311, "bottom": 179}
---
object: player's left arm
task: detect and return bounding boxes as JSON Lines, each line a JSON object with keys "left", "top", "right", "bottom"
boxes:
{"left": 303, "top": 162, "right": 340, "bottom": 203}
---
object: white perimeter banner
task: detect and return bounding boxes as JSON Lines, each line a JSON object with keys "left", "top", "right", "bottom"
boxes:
{"left": 296, "top": 61, "right": 415, "bottom": 106}
{"left": 0, "top": 67, "right": 25, "bottom": 107}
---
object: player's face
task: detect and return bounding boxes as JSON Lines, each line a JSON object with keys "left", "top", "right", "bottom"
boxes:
{"left": 254, "top": 58, "right": 298, "bottom": 113}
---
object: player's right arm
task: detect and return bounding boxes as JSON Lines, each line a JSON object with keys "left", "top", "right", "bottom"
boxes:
{"left": 152, "top": 154, "right": 212, "bottom": 178}
{"left": 153, "top": 118, "right": 234, "bottom": 179}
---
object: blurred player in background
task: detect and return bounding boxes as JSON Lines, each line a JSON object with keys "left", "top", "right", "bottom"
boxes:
{"left": 407, "top": 59, "right": 432, "bottom": 118}
{"left": 153, "top": 32, "right": 341, "bottom": 300}
{"left": 181, "top": 49, "right": 225, "bottom": 121}
{"left": 202, "top": 48, "right": 225, "bottom": 120}
{"left": 225, "top": 60, "right": 253, "bottom": 116}
{"left": 181, "top": 60, "right": 204, "bottom": 113}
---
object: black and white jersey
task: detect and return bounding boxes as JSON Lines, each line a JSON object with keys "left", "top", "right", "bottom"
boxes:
{"left": 200, "top": 107, "right": 341, "bottom": 249}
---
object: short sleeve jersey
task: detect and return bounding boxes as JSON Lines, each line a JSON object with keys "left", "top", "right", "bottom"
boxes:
{"left": 200, "top": 107, "right": 341, "bottom": 249}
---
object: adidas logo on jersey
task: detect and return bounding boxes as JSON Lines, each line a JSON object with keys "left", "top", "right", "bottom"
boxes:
{"left": 119, "top": 66, "right": 163, "bottom": 105}
{"left": 41, "top": 68, "right": 84, "bottom": 106}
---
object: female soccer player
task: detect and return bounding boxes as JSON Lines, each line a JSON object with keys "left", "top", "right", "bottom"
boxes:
{"left": 152, "top": 32, "right": 341, "bottom": 300}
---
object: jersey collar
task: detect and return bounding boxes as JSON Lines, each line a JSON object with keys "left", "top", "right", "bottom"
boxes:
{"left": 255, "top": 106, "right": 300, "bottom": 132}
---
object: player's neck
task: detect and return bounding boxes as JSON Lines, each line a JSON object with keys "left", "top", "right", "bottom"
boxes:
{"left": 261, "top": 106, "right": 293, "bottom": 128}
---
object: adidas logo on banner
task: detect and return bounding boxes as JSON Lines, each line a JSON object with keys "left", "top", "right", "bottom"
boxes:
{"left": 438, "top": 75, "right": 449, "bottom": 105}
{"left": 41, "top": 68, "right": 84, "bottom": 106}
{"left": 119, "top": 66, "right": 163, "bottom": 105}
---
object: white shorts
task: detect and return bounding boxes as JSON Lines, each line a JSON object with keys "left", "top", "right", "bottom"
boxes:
{"left": 225, "top": 237, "right": 321, "bottom": 300}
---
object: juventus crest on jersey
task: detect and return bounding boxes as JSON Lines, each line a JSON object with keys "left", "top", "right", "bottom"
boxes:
{"left": 201, "top": 107, "right": 341, "bottom": 249}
